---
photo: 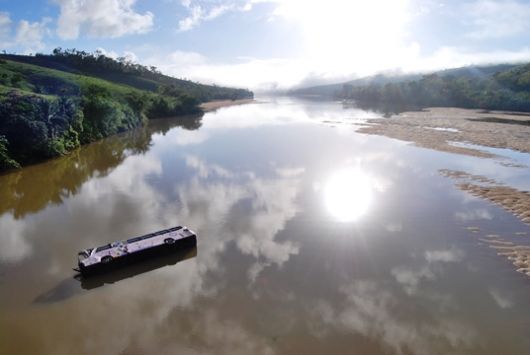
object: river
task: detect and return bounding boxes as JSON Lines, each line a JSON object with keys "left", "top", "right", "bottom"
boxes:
{"left": 1, "top": 97, "right": 529, "bottom": 355}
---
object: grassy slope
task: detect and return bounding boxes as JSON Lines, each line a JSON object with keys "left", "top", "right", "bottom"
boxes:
{"left": 0, "top": 58, "right": 146, "bottom": 96}
{"left": 0, "top": 54, "right": 252, "bottom": 101}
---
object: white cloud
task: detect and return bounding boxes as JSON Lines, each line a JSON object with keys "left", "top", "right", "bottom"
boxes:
{"left": 0, "top": 214, "right": 33, "bottom": 263}
{"left": 168, "top": 50, "right": 207, "bottom": 67}
{"left": 392, "top": 265, "right": 434, "bottom": 294}
{"left": 178, "top": 0, "right": 251, "bottom": 31}
{"left": 142, "top": 43, "right": 530, "bottom": 90}
{"left": 178, "top": 4, "right": 203, "bottom": 31}
{"left": 463, "top": 0, "right": 530, "bottom": 39}
{"left": 0, "top": 13, "right": 50, "bottom": 53}
{"left": 15, "top": 18, "right": 51, "bottom": 53}
{"left": 410, "top": 46, "right": 530, "bottom": 72}
{"left": 392, "top": 247, "right": 465, "bottom": 294}
{"left": 95, "top": 48, "right": 139, "bottom": 64}
{"left": 424, "top": 247, "right": 465, "bottom": 263}
{"left": 185, "top": 155, "right": 233, "bottom": 178}
{"left": 0, "top": 12, "right": 12, "bottom": 46}
{"left": 122, "top": 50, "right": 138, "bottom": 62}
{"left": 146, "top": 51, "right": 308, "bottom": 90}
{"left": 54, "top": 0, "right": 154, "bottom": 39}
{"left": 454, "top": 208, "right": 493, "bottom": 222}
{"left": 310, "top": 280, "right": 477, "bottom": 355}
{"left": 174, "top": 156, "right": 302, "bottom": 281}
{"left": 132, "top": 1, "right": 530, "bottom": 89}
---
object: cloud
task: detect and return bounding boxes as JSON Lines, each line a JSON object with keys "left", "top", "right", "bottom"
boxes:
{"left": 95, "top": 47, "right": 139, "bottom": 64}
{"left": 391, "top": 265, "right": 434, "bottom": 294}
{"left": 454, "top": 208, "right": 493, "bottom": 222}
{"left": 0, "top": 13, "right": 50, "bottom": 53}
{"left": 145, "top": 51, "right": 309, "bottom": 90}
{"left": 413, "top": 46, "right": 530, "bottom": 71}
{"left": 175, "top": 156, "right": 302, "bottom": 281}
{"left": 54, "top": 0, "right": 154, "bottom": 39}
{"left": 310, "top": 280, "right": 477, "bottom": 355}
{"left": 392, "top": 247, "right": 465, "bottom": 294}
{"left": 55, "top": 150, "right": 300, "bottom": 286}
{"left": 15, "top": 18, "right": 52, "bottom": 53}
{"left": 424, "top": 247, "right": 465, "bottom": 263}
{"left": 184, "top": 155, "right": 233, "bottom": 179}
{"left": 142, "top": 42, "right": 530, "bottom": 90}
{"left": 168, "top": 50, "right": 207, "bottom": 67}
{"left": 133, "top": 0, "right": 530, "bottom": 89}
{"left": 178, "top": 0, "right": 252, "bottom": 31}
{"left": 122, "top": 50, "right": 138, "bottom": 62}
{"left": 0, "top": 214, "right": 33, "bottom": 263}
{"left": 95, "top": 47, "right": 119, "bottom": 59}
{"left": 463, "top": 0, "right": 530, "bottom": 39}
{"left": 0, "top": 12, "right": 11, "bottom": 45}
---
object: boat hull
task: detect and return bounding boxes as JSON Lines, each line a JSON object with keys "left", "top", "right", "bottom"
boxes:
{"left": 78, "top": 234, "right": 196, "bottom": 276}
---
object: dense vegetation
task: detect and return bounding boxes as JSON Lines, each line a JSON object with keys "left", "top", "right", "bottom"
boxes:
{"left": 0, "top": 50, "right": 253, "bottom": 171}
{"left": 290, "top": 63, "right": 530, "bottom": 114}
{"left": 1, "top": 48, "right": 253, "bottom": 101}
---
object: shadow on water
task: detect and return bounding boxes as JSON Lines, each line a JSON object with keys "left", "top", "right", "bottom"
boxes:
{"left": 0, "top": 113, "right": 203, "bottom": 219}
{"left": 33, "top": 245, "right": 197, "bottom": 304}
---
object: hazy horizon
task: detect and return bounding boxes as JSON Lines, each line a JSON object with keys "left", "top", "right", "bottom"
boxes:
{"left": 2, "top": 0, "right": 530, "bottom": 90}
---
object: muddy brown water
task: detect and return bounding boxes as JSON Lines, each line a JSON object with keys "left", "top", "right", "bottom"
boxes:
{"left": 1, "top": 97, "right": 530, "bottom": 355}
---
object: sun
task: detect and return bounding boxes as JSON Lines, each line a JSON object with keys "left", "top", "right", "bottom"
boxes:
{"left": 324, "top": 168, "right": 373, "bottom": 222}
{"left": 273, "top": 0, "right": 412, "bottom": 76}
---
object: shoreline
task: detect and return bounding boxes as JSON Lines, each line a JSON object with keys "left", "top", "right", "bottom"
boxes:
{"left": 357, "top": 107, "right": 530, "bottom": 159}
{"left": 200, "top": 99, "right": 255, "bottom": 112}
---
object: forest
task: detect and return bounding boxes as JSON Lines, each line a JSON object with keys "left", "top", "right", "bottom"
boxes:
{"left": 291, "top": 63, "right": 530, "bottom": 114}
{"left": 0, "top": 49, "right": 253, "bottom": 171}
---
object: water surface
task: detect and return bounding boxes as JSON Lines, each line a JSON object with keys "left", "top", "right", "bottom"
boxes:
{"left": 1, "top": 97, "right": 529, "bottom": 355}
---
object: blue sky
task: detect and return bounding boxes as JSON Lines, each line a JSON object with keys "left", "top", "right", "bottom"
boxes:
{"left": 1, "top": 0, "right": 530, "bottom": 90}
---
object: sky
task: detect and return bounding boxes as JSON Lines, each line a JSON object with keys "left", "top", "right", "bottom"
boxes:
{"left": 1, "top": 0, "right": 530, "bottom": 90}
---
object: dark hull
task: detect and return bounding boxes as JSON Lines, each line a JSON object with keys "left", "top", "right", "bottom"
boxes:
{"left": 78, "top": 234, "right": 196, "bottom": 276}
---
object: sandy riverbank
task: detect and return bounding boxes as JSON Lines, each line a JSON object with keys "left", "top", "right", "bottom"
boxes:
{"left": 440, "top": 169, "right": 530, "bottom": 277}
{"left": 200, "top": 99, "right": 255, "bottom": 112}
{"left": 358, "top": 107, "right": 530, "bottom": 158}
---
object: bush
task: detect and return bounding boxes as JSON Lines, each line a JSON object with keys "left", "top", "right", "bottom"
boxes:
{"left": 0, "top": 135, "right": 20, "bottom": 170}
{"left": 80, "top": 84, "right": 146, "bottom": 143}
{"left": 0, "top": 91, "right": 83, "bottom": 163}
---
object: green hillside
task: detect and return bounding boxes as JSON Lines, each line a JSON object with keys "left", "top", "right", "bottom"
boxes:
{"left": 289, "top": 63, "right": 530, "bottom": 114}
{"left": 0, "top": 50, "right": 253, "bottom": 172}
{"left": 1, "top": 49, "right": 252, "bottom": 101}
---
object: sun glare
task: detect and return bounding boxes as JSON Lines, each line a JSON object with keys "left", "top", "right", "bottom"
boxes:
{"left": 274, "top": 0, "right": 412, "bottom": 76}
{"left": 324, "top": 168, "right": 373, "bottom": 222}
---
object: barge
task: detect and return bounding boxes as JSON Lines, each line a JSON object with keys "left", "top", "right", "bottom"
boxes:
{"left": 75, "top": 226, "right": 197, "bottom": 276}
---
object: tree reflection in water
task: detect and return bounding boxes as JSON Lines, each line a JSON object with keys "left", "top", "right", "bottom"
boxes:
{"left": 0, "top": 113, "right": 203, "bottom": 219}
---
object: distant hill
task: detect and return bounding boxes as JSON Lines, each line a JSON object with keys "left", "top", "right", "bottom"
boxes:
{"left": 0, "top": 49, "right": 253, "bottom": 171}
{"left": 289, "top": 64, "right": 519, "bottom": 98}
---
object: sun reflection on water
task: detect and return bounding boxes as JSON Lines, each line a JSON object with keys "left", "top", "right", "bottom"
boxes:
{"left": 324, "top": 168, "right": 373, "bottom": 222}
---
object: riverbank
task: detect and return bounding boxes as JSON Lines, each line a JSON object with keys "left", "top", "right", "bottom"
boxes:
{"left": 200, "top": 99, "right": 255, "bottom": 112}
{"left": 358, "top": 107, "right": 530, "bottom": 159}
